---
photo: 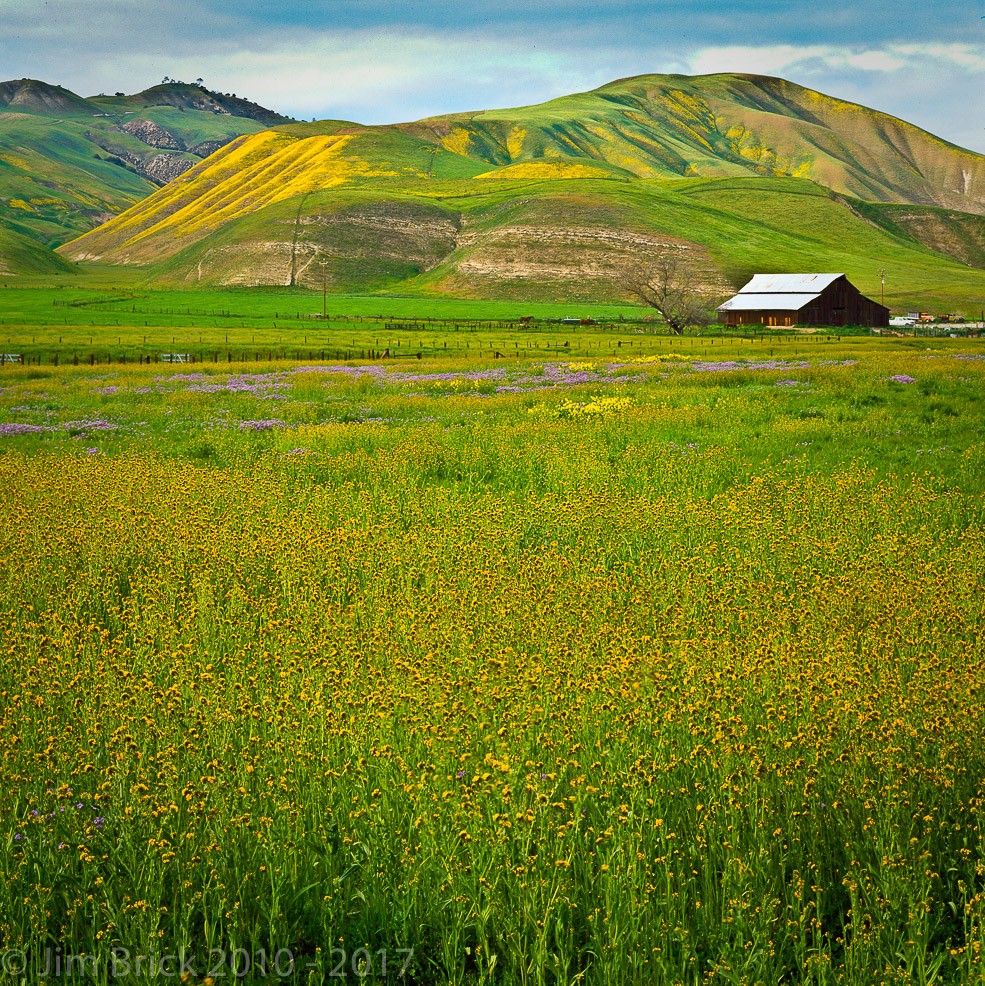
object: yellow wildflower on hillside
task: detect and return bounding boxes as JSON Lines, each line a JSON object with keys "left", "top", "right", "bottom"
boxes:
{"left": 473, "top": 161, "right": 614, "bottom": 181}
{"left": 441, "top": 128, "right": 473, "bottom": 156}
{"left": 506, "top": 126, "right": 527, "bottom": 160}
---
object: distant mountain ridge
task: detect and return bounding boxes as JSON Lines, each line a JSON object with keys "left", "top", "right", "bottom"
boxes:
{"left": 0, "top": 78, "right": 291, "bottom": 255}
{"left": 0, "top": 78, "right": 288, "bottom": 128}
{"left": 0, "top": 79, "right": 95, "bottom": 116}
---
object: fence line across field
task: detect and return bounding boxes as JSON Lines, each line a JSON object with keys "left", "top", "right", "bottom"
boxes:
{"left": 4, "top": 330, "right": 972, "bottom": 368}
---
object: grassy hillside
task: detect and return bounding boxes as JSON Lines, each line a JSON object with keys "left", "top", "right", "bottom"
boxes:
{"left": 852, "top": 201, "right": 985, "bottom": 270}
{"left": 57, "top": 124, "right": 488, "bottom": 262}
{"left": 403, "top": 73, "right": 985, "bottom": 213}
{"left": 0, "top": 111, "right": 153, "bottom": 246}
{"left": 84, "top": 83, "right": 287, "bottom": 128}
{"left": 58, "top": 137, "right": 985, "bottom": 312}
{"left": 0, "top": 221, "right": 77, "bottom": 277}
{"left": 0, "top": 79, "right": 290, "bottom": 248}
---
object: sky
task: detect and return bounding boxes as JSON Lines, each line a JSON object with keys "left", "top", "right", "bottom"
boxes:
{"left": 3, "top": 0, "right": 985, "bottom": 152}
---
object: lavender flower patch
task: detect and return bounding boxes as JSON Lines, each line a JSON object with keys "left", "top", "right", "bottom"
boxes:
{"left": 503, "top": 363, "right": 646, "bottom": 391}
{"left": 63, "top": 419, "right": 119, "bottom": 435}
{"left": 686, "top": 359, "right": 809, "bottom": 373}
{"left": 607, "top": 356, "right": 855, "bottom": 375}
{"left": 237, "top": 419, "right": 287, "bottom": 432}
{"left": 0, "top": 422, "right": 50, "bottom": 436}
{"left": 663, "top": 441, "right": 703, "bottom": 457}
{"left": 180, "top": 371, "right": 290, "bottom": 398}
{"left": 4, "top": 402, "right": 62, "bottom": 423}
{"left": 283, "top": 361, "right": 644, "bottom": 395}
{"left": 889, "top": 374, "right": 917, "bottom": 384}
{"left": 153, "top": 359, "right": 836, "bottom": 406}
{"left": 159, "top": 372, "right": 209, "bottom": 384}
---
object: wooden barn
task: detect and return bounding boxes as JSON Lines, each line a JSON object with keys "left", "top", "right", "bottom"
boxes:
{"left": 717, "top": 273, "right": 889, "bottom": 328}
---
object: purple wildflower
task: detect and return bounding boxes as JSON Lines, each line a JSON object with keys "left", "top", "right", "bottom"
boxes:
{"left": 64, "top": 419, "right": 118, "bottom": 433}
{"left": 0, "top": 423, "right": 48, "bottom": 435}
{"left": 237, "top": 419, "right": 286, "bottom": 432}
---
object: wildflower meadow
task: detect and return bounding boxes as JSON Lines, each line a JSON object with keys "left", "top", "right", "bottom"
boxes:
{"left": 1, "top": 342, "right": 984, "bottom": 984}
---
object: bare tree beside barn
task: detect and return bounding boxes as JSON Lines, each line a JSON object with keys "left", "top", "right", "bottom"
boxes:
{"left": 621, "top": 249, "right": 714, "bottom": 334}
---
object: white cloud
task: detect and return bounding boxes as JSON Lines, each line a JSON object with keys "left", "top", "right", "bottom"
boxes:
{"left": 841, "top": 51, "right": 905, "bottom": 72}
{"left": 892, "top": 43, "right": 985, "bottom": 70}
{"left": 93, "top": 31, "right": 612, "bottom": 122}
{"left": 690, "top": 41, "right": 985, "bottom": 78}
{"left": 689, "top": 44, "right": 910, "bottom": 77}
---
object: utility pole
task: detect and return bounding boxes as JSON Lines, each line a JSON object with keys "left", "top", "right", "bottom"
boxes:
{"left": 426, "top": 145, "right": 439, "bottom": 178}
{"left": 319, "top": 261, "right": 328, "bottom": 319}
{"left": 877, "top": 268, "right": 886, "bottom": 306}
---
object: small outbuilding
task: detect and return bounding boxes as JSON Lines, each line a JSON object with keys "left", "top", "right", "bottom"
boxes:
{"left": 717, "top": 273, "right": 889, "bottom": 328}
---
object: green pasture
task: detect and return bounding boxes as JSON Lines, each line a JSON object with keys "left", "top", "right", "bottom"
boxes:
{"left": 0, "top": 335, "right": 980, "bottom": 470}
{"left": 0, "top": 278, "right": 909, "bottom": 366}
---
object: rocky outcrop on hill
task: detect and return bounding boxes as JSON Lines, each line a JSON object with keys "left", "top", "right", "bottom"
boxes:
{"left": 190, "top": 137, "right": 236, "bottom": 158}
{"left": 114, "top": 119, "right": 236, "bottom": 161}
{"left": 121, "top": 119, "right": 185, "bottom": 151}
{"left": 142, "top": 153, "right": 196, "bottom": 184}
{"left": 0, "top": 77, "right": 290, "bottom": 261}
{"left": 87, "top": 130, "right": 198, "bottom": 186}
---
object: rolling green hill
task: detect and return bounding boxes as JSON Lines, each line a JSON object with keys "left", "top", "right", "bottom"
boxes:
{"left": 53, "top": 71, "right": 985, "bottom": 311}
{"left": 852, "top": 201, "right": 985, "bottom": 270}
{"left": 0, "top": 220, "right": 77, "bottom": 277}
{"left": 58, "top": 166, "right": 985, "bottom": 311}
{"left": 5, "top": 70, "right": 982, "bottom": 310}
{"left": 0, "top": 79, "right": 290, "bottom": 249}
{"left": 404, "top": 73, "right": 985, "bottom": 212}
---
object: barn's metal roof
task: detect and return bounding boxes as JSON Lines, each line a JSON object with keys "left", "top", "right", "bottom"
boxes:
{"left": 716, "top": 273, "right": 847, "bottom": 312}
{"left": 717, "top": 293, "right": 819, "bottom": 312}
{"left": 737, "top": 273, "right": 845, "bottom": 294}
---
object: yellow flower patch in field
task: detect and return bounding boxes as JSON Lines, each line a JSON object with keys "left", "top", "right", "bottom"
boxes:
{"left": 1, "top": 351, "right": 984, "bottom": 982}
